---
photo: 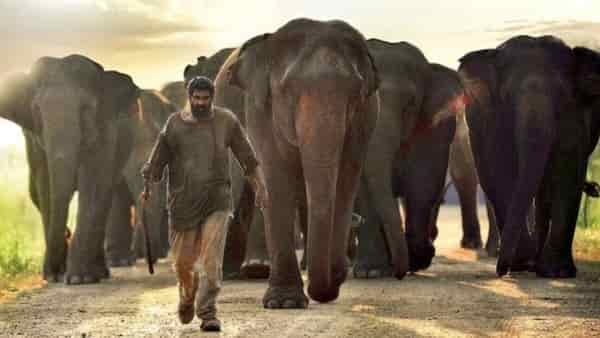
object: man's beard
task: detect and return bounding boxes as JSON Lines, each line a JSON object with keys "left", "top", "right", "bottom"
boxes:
{"left": 191, "top": 104, "right": 211, "bottom": 119}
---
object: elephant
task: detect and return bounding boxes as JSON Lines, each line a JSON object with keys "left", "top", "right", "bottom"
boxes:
{"left": 160, "top": 81, "right": 187, "bottom": 110}
{"left": 184, "top": 48, "right": 272, "bottom": 279}
{"left": 104, "top": 89, "right": 177, "bottom": 267}
{"left": 0, "top": 55, "right": 140, "bottom": 284}
{"left": 458, "top": 35, "right": 600, "bottom": 277}
{"left": 353, "top": 43, "right": 465, "bottom": 279}
{"left": 215, "top": 18, "right": 381, "bottom": 307}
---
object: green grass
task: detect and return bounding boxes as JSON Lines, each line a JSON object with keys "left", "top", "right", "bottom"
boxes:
{"left": 0, "top": 144, "right": 43, "bottom": 279}
{"left": 0, "top": 143, "right": 77, "bottom": 282}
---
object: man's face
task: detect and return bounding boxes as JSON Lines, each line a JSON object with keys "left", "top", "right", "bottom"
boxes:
{"left": 189, "top": 89, "right": 213, "bottom": 118}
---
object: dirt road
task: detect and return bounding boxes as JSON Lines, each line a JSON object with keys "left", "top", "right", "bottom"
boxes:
{"left": 1, "top": 206, "right": 599, "bottom": 337}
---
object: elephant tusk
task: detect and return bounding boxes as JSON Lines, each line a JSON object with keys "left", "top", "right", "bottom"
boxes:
{"left": 136, "top": 98, "right": 144, "bottom": 122}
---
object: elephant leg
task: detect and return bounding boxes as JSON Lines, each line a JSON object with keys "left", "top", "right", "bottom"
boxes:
{"left": 26, "top": 134, "right": 64, "bottom": 282}
{"left": 450, "top": 124, "right": 483, "bottom": 250}
{"left": 105, "top": 180, "right": 135, "bottom": 267}
{"left": 66, "top": 143, "right": 118, "bottom": 284}
{"left": 223, "top": 162, "right": 251, "bottom": 279}
{"left": 497, "top": 150, "right": 548, "bottom": 276}
{"left": 534, "top": 194, "right": 551, "bottom": 264}
{"left": 484, "top": 198, "right": 500, "bottom": 257}
{"left": 452, "top": 174, "right": 483, "bottom": 250}
{"left": 222, "top": 205, "right": 249, "bottom": 279}
{"left": 262, "top": 157, "right": 308, "bottom": 309}
{"left": 362, "top": 159, "right": 409, "bottom": 279}
{"left": 330, "top": 132, "right": 367, "bottom": 289}
{"left": 404, "top": 198, "right": 436, "bottom": 272}
{"left": 241, "top": 207, "right": 271, "bottom": 279}
{"left": 537, "top": 155, "right": 585, "bottom": 278}
{"left": 353, "top": 181, "right": 393, "bottom": 279}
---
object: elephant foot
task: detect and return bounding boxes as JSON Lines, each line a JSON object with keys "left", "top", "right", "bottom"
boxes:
{"left": 353, "top": 262, "right": 393, "bottom": 279}
{"left": 223, "top": 271, "right": 242, "bottom": 280}
{"left": 65, "top": 274, "right": 101, "bottom": 285}
{"left": 240, "top": 259, "right": 270, "bottom": 279}
{"left": 408, "top": 241, "right": 435, "bottom": 272}
{"left": 107, "top": 256, "right": 136, "bottom": 267}
{"left": 263, "top": 285, "right": 308, "bottom": 309}
{"left": 43, "top": 261, "right": 66, "bottom": 283}
{"left": 158, "top": 246, "right": 170, "bottom": 259}
{"left": 460, "top": 236, "right": 483, "bottom": 250}
{"left": 95, "top": 265, "right": 111, "bottom": 279}
{"left": 536, "top": 253, "right": 577, "bottom": 278}
{"left": 43, "top": 272, "right": 64, "bottom": 283}
{"left": 64, "top": 263, "right": 106, "bottom": 285}
{"left": 536, "top": 263, "right": 577, "bottom": 278}
{"left": 222, "top": 260, "right": 243, "bottom": 280}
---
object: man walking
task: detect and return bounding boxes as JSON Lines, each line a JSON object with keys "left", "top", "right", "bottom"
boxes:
{"left": 141, "top": 76, "right": 268, "bottom": 331}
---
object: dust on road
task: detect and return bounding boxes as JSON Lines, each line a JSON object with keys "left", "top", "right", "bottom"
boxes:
{"left": 1, "top": 206, "right": 599, "bottom": 337}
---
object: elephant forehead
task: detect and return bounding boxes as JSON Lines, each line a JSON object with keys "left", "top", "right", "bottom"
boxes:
{"left": 35, "top": 85, "right": 95, "bottom": 106}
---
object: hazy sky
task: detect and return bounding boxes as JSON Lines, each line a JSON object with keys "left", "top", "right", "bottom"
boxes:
{"left": 1, "top": 0, "right": 599, "bottom": 145}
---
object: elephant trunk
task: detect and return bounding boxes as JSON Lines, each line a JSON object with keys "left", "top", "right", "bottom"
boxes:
{"left": 0, "top": 73, "right": 33, "bottom": 129}
{"left": 41, "top": 94, "right": 82, "bottom": 271}
{"left": 296, "top": 90, "right": 348, "bottom": 303}
{"left": 497, "top": 90, "right": 555, "bottom": 276}
{"left": 45, "top": 122, "right": 80, "bottom": 271}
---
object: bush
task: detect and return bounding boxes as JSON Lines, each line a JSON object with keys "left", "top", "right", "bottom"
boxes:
{"left": 0, "top": 143, "right": 44, "bottom": 279}
{"left": 0, "top": 234, "right": 38, "bottom": 277}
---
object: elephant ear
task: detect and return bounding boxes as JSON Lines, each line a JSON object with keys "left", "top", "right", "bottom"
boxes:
{"left": 101, "top": 71, "right": 140, "bottom": 121}
{"left": 458, "top": 49, "right": 498, "bottom": 105}
{"left": 88, "top": 71, "right": 139, "bottom": 149}
{"left": 422, "top": 63, "right": 466, "bottom": 126}
{"left": 205, "top": 48, "right": 235, "bottom": 80}
{"left": 222, "top": 33, "right": 272, "bottom": 109}
{"left": 574, "top": 47, "right": 600, "bottom": 97}
{"left": 574, "top": 47, "right": 600, "bottom": 155}
{"left": 0, "top": 72, "right": 35, "bottom": 130}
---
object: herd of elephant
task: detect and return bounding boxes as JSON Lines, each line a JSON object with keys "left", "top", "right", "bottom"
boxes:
{"left": 2, "top": 18, "right": 600, "bottom": 307}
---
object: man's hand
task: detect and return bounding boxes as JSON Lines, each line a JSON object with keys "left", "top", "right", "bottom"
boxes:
{"left": 249, "top": 166, "right": 269, "bottom": 210}
{"left": 140, "top": 189, "right": 151, "bottom": 202}
{"left": 141, "top": 162, "right": 152, "bottom": 180}
{"left": 140, "top": 163, "right": 152, "bottom": 201}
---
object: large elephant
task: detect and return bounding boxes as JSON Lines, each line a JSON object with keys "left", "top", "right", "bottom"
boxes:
{"left": 185, "top": 48, "right": 271, "bottom": 279}
{"left": 216, "top": 18, "right": 380, "bottom": 307}
{"left": 459, "top": 35, "right": 600, "bottom": 277}
{"left": 160, "top": 81, "right": 187, "bottom": 110}
{"left": 104, "top": 89, "right": 177, "bottom": 267}
{"left": 353, "top": 44, "right": 464, "bottom": 278}
{"left": 0, "top": 55, "right": 140, "bottom": 284}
